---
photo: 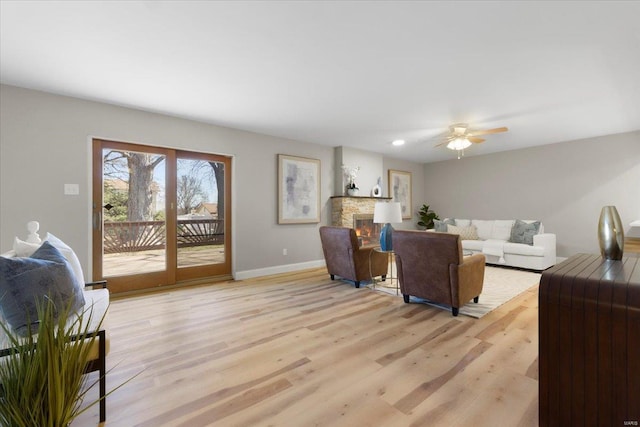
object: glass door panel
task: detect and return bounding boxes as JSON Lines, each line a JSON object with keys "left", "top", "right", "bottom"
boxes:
{"left": 102, "top": 149, "right": 167, "bottom": 276}
{"left": 176, "top": 158, "right": 225, "bottom": 268}
{"left": 175, "top": 152, "right": 231, "bottom": 281}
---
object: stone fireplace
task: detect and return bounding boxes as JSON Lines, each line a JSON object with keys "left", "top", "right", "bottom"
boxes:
{"left": 330, "top": 196, "right": 390, "bottom": 246}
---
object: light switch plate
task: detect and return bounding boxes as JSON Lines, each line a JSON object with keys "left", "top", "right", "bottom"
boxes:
{"left": 64, "top": 184, "right": 80, "bottom": 195}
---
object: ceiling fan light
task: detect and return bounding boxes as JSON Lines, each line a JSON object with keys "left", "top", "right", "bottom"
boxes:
{"left": 447, "top": 137, "right": 472, "bottom": 151}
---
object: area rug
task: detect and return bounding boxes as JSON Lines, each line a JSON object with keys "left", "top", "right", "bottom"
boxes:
{"left": 366, "top": 266, "right": 541, "bottom": 318}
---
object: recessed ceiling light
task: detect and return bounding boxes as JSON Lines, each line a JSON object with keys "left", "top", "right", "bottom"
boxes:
{"left": 392, "top": 139, "right": 405, "bottom": 146}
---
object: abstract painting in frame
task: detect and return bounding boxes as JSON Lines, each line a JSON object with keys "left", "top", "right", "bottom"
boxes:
{"left": 278, "top": 154, "right": 321, "bottom": 224}
{"left": 388, "top": 169, "right": 412, "bottom": 219}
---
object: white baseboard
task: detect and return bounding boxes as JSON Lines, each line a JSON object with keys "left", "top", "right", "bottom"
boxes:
{"left": 235, "top": 259, "right": 326, "bottom": 281}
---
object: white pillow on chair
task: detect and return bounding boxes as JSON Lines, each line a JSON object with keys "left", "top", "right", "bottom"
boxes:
{"left": 13, "top": 237, "right": 41, "bottom": 257}
{"left": 45, "top": 233, "right": 85, "bottom": 284}
{"left": 12, "top": 234, "right": 85, "bottom": 284}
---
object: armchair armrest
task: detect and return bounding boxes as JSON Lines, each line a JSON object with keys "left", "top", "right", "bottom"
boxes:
{"left": 450, "top": 254, "right": 486, "bottom": 307}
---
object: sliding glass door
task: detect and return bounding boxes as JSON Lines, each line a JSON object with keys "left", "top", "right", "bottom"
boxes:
{"left": 92, "top": 139, "right": 231, "bottom": 293}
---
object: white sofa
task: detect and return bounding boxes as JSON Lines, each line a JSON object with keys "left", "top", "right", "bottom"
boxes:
{"left": 436, "top": 218, "right": 556, "bottom": 271}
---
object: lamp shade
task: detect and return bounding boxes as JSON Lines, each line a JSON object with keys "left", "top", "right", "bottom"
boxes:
{"left": 446, "top": 137, "right": 472, "bottom": 151}
{"left": 373, "top": 202, "right": 402, "bottom": 224}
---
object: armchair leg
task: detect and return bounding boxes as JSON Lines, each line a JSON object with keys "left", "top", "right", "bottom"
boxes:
{"left": 354, "top": 281, "right": 360, "bottom": 288}
{"left": 452, "top": 307, "right": 459, "bottom": 316}
{"left": 473, "top": 296, "right": 479, "bottom": 303}
{"left": 330, "top": 274, "right": 335, "bottom": 280}
{"left": 403, "top": 294, "right": 410, "bottom": 303}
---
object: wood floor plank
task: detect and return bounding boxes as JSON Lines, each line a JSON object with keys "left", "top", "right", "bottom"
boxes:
{"left": 71, "top": 267, "right": 540, "bottom": 426}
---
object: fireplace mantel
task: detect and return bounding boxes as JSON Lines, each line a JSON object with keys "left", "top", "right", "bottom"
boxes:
{"left": 330, "top": 196, "right": 390, "bottom": 200}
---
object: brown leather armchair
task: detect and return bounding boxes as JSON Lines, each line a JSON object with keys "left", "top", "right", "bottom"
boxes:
{"left": 393, "top": 230, "right": 486, "bottom": 316}
{"left": 319, "top": 226, "right": 388, "bottom": 288}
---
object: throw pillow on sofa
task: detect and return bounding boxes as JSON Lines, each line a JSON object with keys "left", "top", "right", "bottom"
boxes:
{"left": 510, "top": 220, "right": 541, "bottom": 245}
{"left": 434, "top": 218, "right": 455, "bottom": 232}
{"left": 447, "top": 224, "right": 479, "bottom": 240}
{"left": 0, "top": 242, "right": 85, "bottom": 335}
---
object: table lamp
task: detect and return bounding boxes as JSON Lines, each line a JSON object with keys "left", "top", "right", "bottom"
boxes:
{"left": 373, "top": 202, "right": 403, "bottom": 251}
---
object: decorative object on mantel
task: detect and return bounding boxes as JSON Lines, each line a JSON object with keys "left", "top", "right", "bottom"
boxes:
{"left": 597, "top": 205, "right": 624, "bottom": 260}
{"left": 371, "top": 177, "right": 382, "bottom": 197}
{"left": 342, "top": 164, "right": 360, "bottom": 196}
{"left": 277, "top": 154, "right": 321, "bottom": 224}
{"left": 388, "top": 169, "right": 412, "bottom": 219}
{"left": 417, "top": 204, "right": 440, "bottom": 230}
{"left": 374, "top": 202, "right": 402, "bottom": 251}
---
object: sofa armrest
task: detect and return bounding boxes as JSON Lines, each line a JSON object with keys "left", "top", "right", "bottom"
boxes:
{"left": 534, "top": 233, "right": 556, "bottom": 267}
{"left": 533, "top": 233, "right": 556, "bottom": 249}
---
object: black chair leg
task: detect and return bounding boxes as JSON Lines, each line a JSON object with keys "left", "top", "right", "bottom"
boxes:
{"left": 98, "top": 330, "right": 106, "bottom": 423}
{"left": 403, "top": 294, "right": 410, "bottom": 303}
{"left": 330, "top": 274, "right": 335, "bottom": 280}
{"left": 354, "top": 281, "right": 360, "bottom": 288}
{"left": 452, "top": 307, "right": 459, "bottom": 316}
{"left": 381, "top": 275, "right": 387, "bottom": 281}
{"left": 473, "top": 296, "right": 479, "bottom": 303}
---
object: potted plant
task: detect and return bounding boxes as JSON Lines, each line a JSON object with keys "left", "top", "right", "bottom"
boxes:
{"left": 342, "top": 165, "right": 360, "bottom": 196}
{"left": 417, "top": 204, "right": 440, "bottom": 229}
{"left": 0, "top": 299, "right": 115, "bottom": 427}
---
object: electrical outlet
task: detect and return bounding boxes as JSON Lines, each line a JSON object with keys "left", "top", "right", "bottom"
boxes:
{"left": 283, "top": 248, "right": 287, "bottom": 256}
{"left": 64, "top": 184, "right": 79, "bottom": 195}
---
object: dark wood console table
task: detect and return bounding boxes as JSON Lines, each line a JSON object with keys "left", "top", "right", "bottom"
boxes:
{"left": 539, "top": 254, "right": 640, "bottom": 426}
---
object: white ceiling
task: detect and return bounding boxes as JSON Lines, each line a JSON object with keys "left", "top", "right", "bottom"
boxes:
{"left": 1, "top": 1, "right": 639, "bottom": 163}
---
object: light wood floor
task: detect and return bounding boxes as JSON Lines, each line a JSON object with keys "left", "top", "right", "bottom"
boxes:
{"left": 74, "top": 267, "right": 539, "bottom": 427}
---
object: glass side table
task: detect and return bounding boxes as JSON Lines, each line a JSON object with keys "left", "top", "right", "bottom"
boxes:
{"left": 369, "top": 247, "right": 399, "bottom": 295}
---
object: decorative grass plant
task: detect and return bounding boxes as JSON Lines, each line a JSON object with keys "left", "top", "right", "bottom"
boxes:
{"left": 0, "top": 298, "right": 106, "bottom": 427}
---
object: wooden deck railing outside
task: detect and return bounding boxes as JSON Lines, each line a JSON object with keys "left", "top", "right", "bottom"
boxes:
{"left": 103, "top": 219, "right": 224, "bottom": 254}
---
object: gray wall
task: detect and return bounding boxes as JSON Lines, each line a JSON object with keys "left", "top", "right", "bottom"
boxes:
{"left": 0, "top": 85, "right": 337, "bottom": 278}
{"left": 422, "top": 131, "right": 640, "bottom": 257}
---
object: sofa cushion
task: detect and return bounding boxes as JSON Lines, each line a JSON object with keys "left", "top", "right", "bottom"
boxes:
{"left": 447, "top": 224, "right": 479, "bottom": 240}
{"left": 510, "top": 220, "right": 541, "bottom": 245}
{"left": 461, "top": 240, "right": 484, "bottom": 251}
{"left": 471, "top": 220, "right": 494, "bottom": 240}
{"left": 434, "top": 218, "right": 455, "bottom": 232}
{"left": 0, "top": 242, "right": 85, "bottom": 335}
{"left": 490, "top": 220, "right": 515, "bottom": 241}
{"left": 503, "top": 242, "right": 545, "bottom": 256}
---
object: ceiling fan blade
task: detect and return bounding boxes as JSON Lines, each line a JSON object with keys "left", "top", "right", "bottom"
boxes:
{"left": 468, "top": 126, "right": 508, "bottom": 136}
{"left": 434, "top": 141, "right": 447, "bottom": 148}
{"left": 468, "top": 137, "right": 485, "bottom": 144}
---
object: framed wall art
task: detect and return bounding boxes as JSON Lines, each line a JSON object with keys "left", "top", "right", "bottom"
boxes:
{"left": 278, "top": 154, "right": 321, "bottom": 224}
{"left": 388, "top": 169, "right": 412, "bottom": 219}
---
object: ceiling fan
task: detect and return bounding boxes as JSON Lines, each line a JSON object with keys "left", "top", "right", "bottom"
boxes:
{"left": 435, "top": 123, "right": 508, "bottom": 158}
